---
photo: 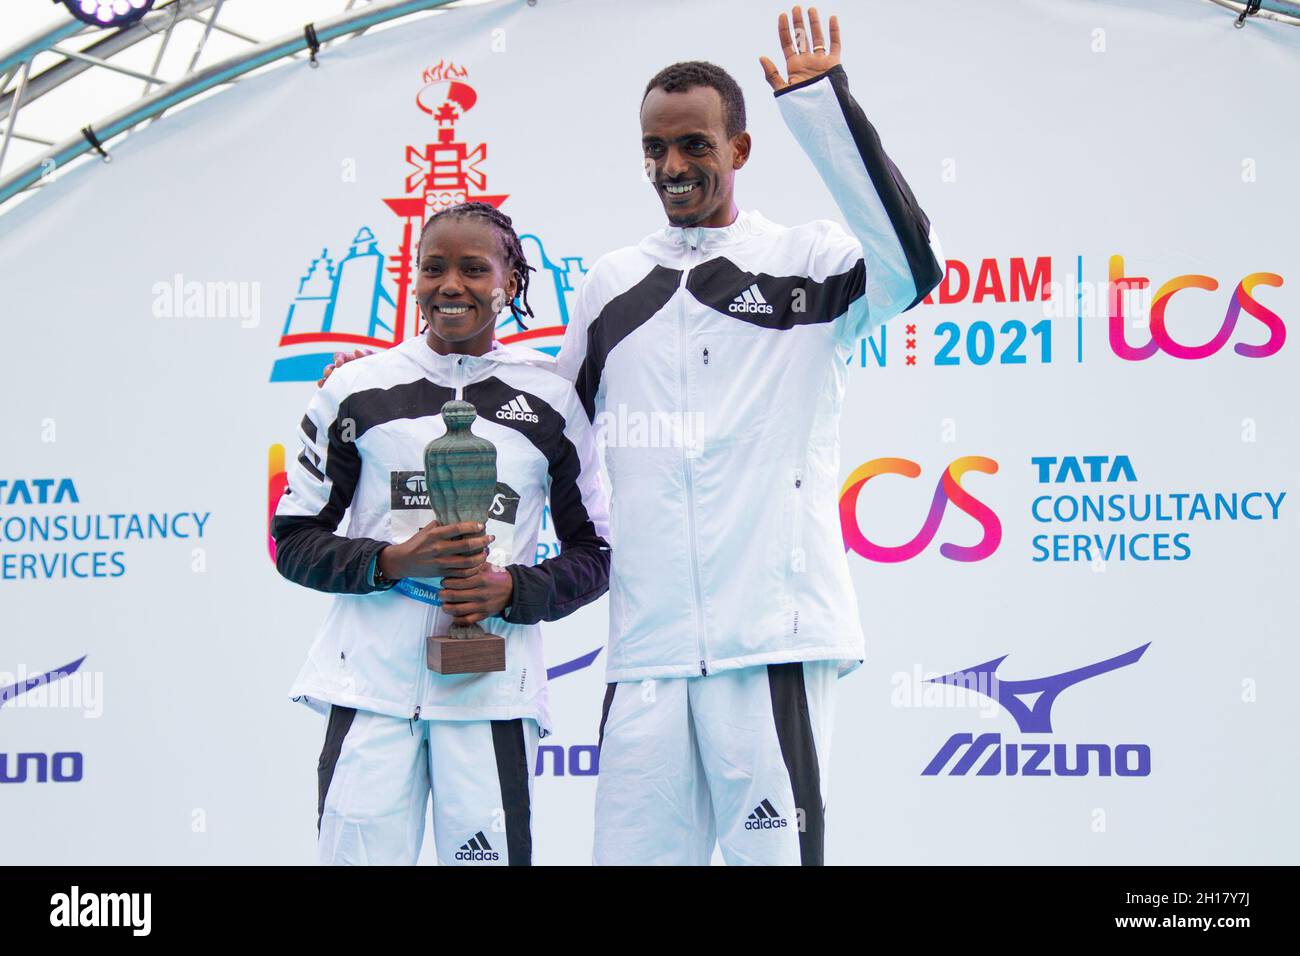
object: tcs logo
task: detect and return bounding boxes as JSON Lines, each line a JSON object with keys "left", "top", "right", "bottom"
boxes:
{"left": 1109, "top": 256, "right": 1285, "bottom": 361}
{"left": 839, "top": 457, "right": 1001, "bottom": 563}
{"left": 268, "top": 445, "right": 287, "bottom": 563}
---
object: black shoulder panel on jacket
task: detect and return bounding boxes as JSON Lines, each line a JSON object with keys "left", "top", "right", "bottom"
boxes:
{"left": 337, "top": 377, "right": 458, "bottom": 442}
{"left": 575, "top": 264, "right": 682, "bottom": 421}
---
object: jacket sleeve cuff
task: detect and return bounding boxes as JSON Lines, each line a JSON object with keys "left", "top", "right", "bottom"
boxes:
{"left": 502, "top": 563, "right": 535, "bottom": 625}
{"left": 773, "top": 63, "right": 844, "bottom": 98}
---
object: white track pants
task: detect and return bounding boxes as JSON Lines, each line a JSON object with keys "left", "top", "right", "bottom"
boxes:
{"left": 316, "top": 707, "right": 539, "bottom": 866}
{"left": 592, "top": 661, "right": 838, "bottom": 866}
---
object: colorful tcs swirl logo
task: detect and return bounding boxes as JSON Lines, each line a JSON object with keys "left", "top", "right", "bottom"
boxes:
{"left": 267, "top": 445, "right": 287, "bottom": 563}
{"left": 839, "top": 456, "right": 1001, "bottom": 563}
{"left": 1109, "top": 256, "right": 1285, "bottom": 360}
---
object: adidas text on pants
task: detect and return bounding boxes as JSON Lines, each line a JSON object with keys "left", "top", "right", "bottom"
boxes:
{"left": 592, "top": 660, "right": 837, "bottom": 865}
{"left": 317, "top": 706, "right": 538, "bottom": 865}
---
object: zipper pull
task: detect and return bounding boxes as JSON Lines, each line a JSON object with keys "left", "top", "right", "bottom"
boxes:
{"left": 699, "top": 660, "right": 708, "bottom": 676}
{"left": 795, "top": 471, "right": 802, "bottom": 489}
{"left": 703, "top": 347, "right": 709, "bottom": 366}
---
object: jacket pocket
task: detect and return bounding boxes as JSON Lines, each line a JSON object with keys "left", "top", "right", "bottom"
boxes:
{"left": 699, "top": 330, "right": 767, "bottom": 448}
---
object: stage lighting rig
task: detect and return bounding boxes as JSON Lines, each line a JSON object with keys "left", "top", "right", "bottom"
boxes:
{"left": 56, "top": 0, "right": 156, "bottom": 28}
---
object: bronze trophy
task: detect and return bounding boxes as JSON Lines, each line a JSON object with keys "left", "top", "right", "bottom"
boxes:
{"left": 423, "top": 399, "right": 506, "bottom": 674}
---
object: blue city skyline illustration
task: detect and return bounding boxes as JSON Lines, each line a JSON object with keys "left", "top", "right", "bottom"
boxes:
{"left": 281, "top": 226, "right": 396, "bottom": 340}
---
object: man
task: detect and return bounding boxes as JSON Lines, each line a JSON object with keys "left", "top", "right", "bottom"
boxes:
{"left": 557, "top": 7, "right": 943, "bottom": 865}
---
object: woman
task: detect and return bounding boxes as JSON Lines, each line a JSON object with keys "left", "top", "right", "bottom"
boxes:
{"left": 272, "top": 202, "right": 610, "bottom": 866}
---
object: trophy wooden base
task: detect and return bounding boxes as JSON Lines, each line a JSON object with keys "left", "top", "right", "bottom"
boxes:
{"left": 427, "top": 634, "right": 506, "bottom": 674}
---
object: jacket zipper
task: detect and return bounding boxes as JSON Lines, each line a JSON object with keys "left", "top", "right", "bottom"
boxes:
{"left": 412, "top": 593, "right": 437, "bottom": 721}
{"left": 789, "top": 466, "right": 805, "bottom": 636}
{"left": 678, "top": 235, "right": 709, "bottom": 676}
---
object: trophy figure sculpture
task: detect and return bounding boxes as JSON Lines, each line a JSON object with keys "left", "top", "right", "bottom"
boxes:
{"left": 423, "top": 399, "right": 506, "bottom": 674}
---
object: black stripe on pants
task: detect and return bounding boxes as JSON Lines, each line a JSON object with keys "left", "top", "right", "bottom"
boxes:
{"left": 597, "top": 683, "right": 618, "bottom": 751}
{"left": 490, "top": 719, "right": 532, "bottom": 866}
{"left": 317, "top": 704, "right": 357, "bottom": 834}
{"left": 767, "top": 663, "right": 825, "bottom": 866}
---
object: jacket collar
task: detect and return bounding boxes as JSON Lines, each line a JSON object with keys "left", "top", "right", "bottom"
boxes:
{"left": 398, "top": 334, "right": 544, "bottom": 377}
{"left": 642, "top": 208, "right": 768, "bottom": 255}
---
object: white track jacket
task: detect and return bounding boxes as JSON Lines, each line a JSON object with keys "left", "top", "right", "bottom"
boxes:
{"left": 557, "top": 66, "right": 943, "bottom": 682}
{"left": 273, "top": 338, "right": 611, "bottom": 734}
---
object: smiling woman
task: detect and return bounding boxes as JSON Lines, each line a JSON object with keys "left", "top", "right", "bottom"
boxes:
{"left": 416, "top": 201, "right": 536, "bottom": 352}
{"left": 271, "top": 199, "right": 611, "bottom": 866}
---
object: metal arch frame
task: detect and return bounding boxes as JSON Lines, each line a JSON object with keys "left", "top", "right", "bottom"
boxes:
{"left": 0, "top": 0, "right": 458, "bottom": 210}
{"left": 1257, "top": 0, "right": 1300, "bottom": 18}
{"left": 0, "top": 0, "right": 254, "bottom": 127}
{"left": 1206, "top": 0, "right": 1300, "bottom": 24}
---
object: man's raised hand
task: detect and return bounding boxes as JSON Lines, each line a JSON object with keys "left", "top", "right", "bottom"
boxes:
{"left": 759, "top": 6, "right": 842, "bottom": 93}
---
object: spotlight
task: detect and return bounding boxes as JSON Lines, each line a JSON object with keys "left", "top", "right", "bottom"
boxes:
{"left": 58, "top": 0, "right": 156, "bottom": 28}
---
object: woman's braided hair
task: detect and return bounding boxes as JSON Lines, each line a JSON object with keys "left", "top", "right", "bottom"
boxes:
{"left": 419, "top": 201, "right": 535, "bottom": 329}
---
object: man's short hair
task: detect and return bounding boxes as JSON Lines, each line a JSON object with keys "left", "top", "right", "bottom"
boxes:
{"left": 642, "top": 61, "right": 747, "bottom": 138}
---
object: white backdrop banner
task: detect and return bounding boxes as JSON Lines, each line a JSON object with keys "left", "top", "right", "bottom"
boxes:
{"left": 1, "top": 0, "right": 1296, "bottom": 864}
